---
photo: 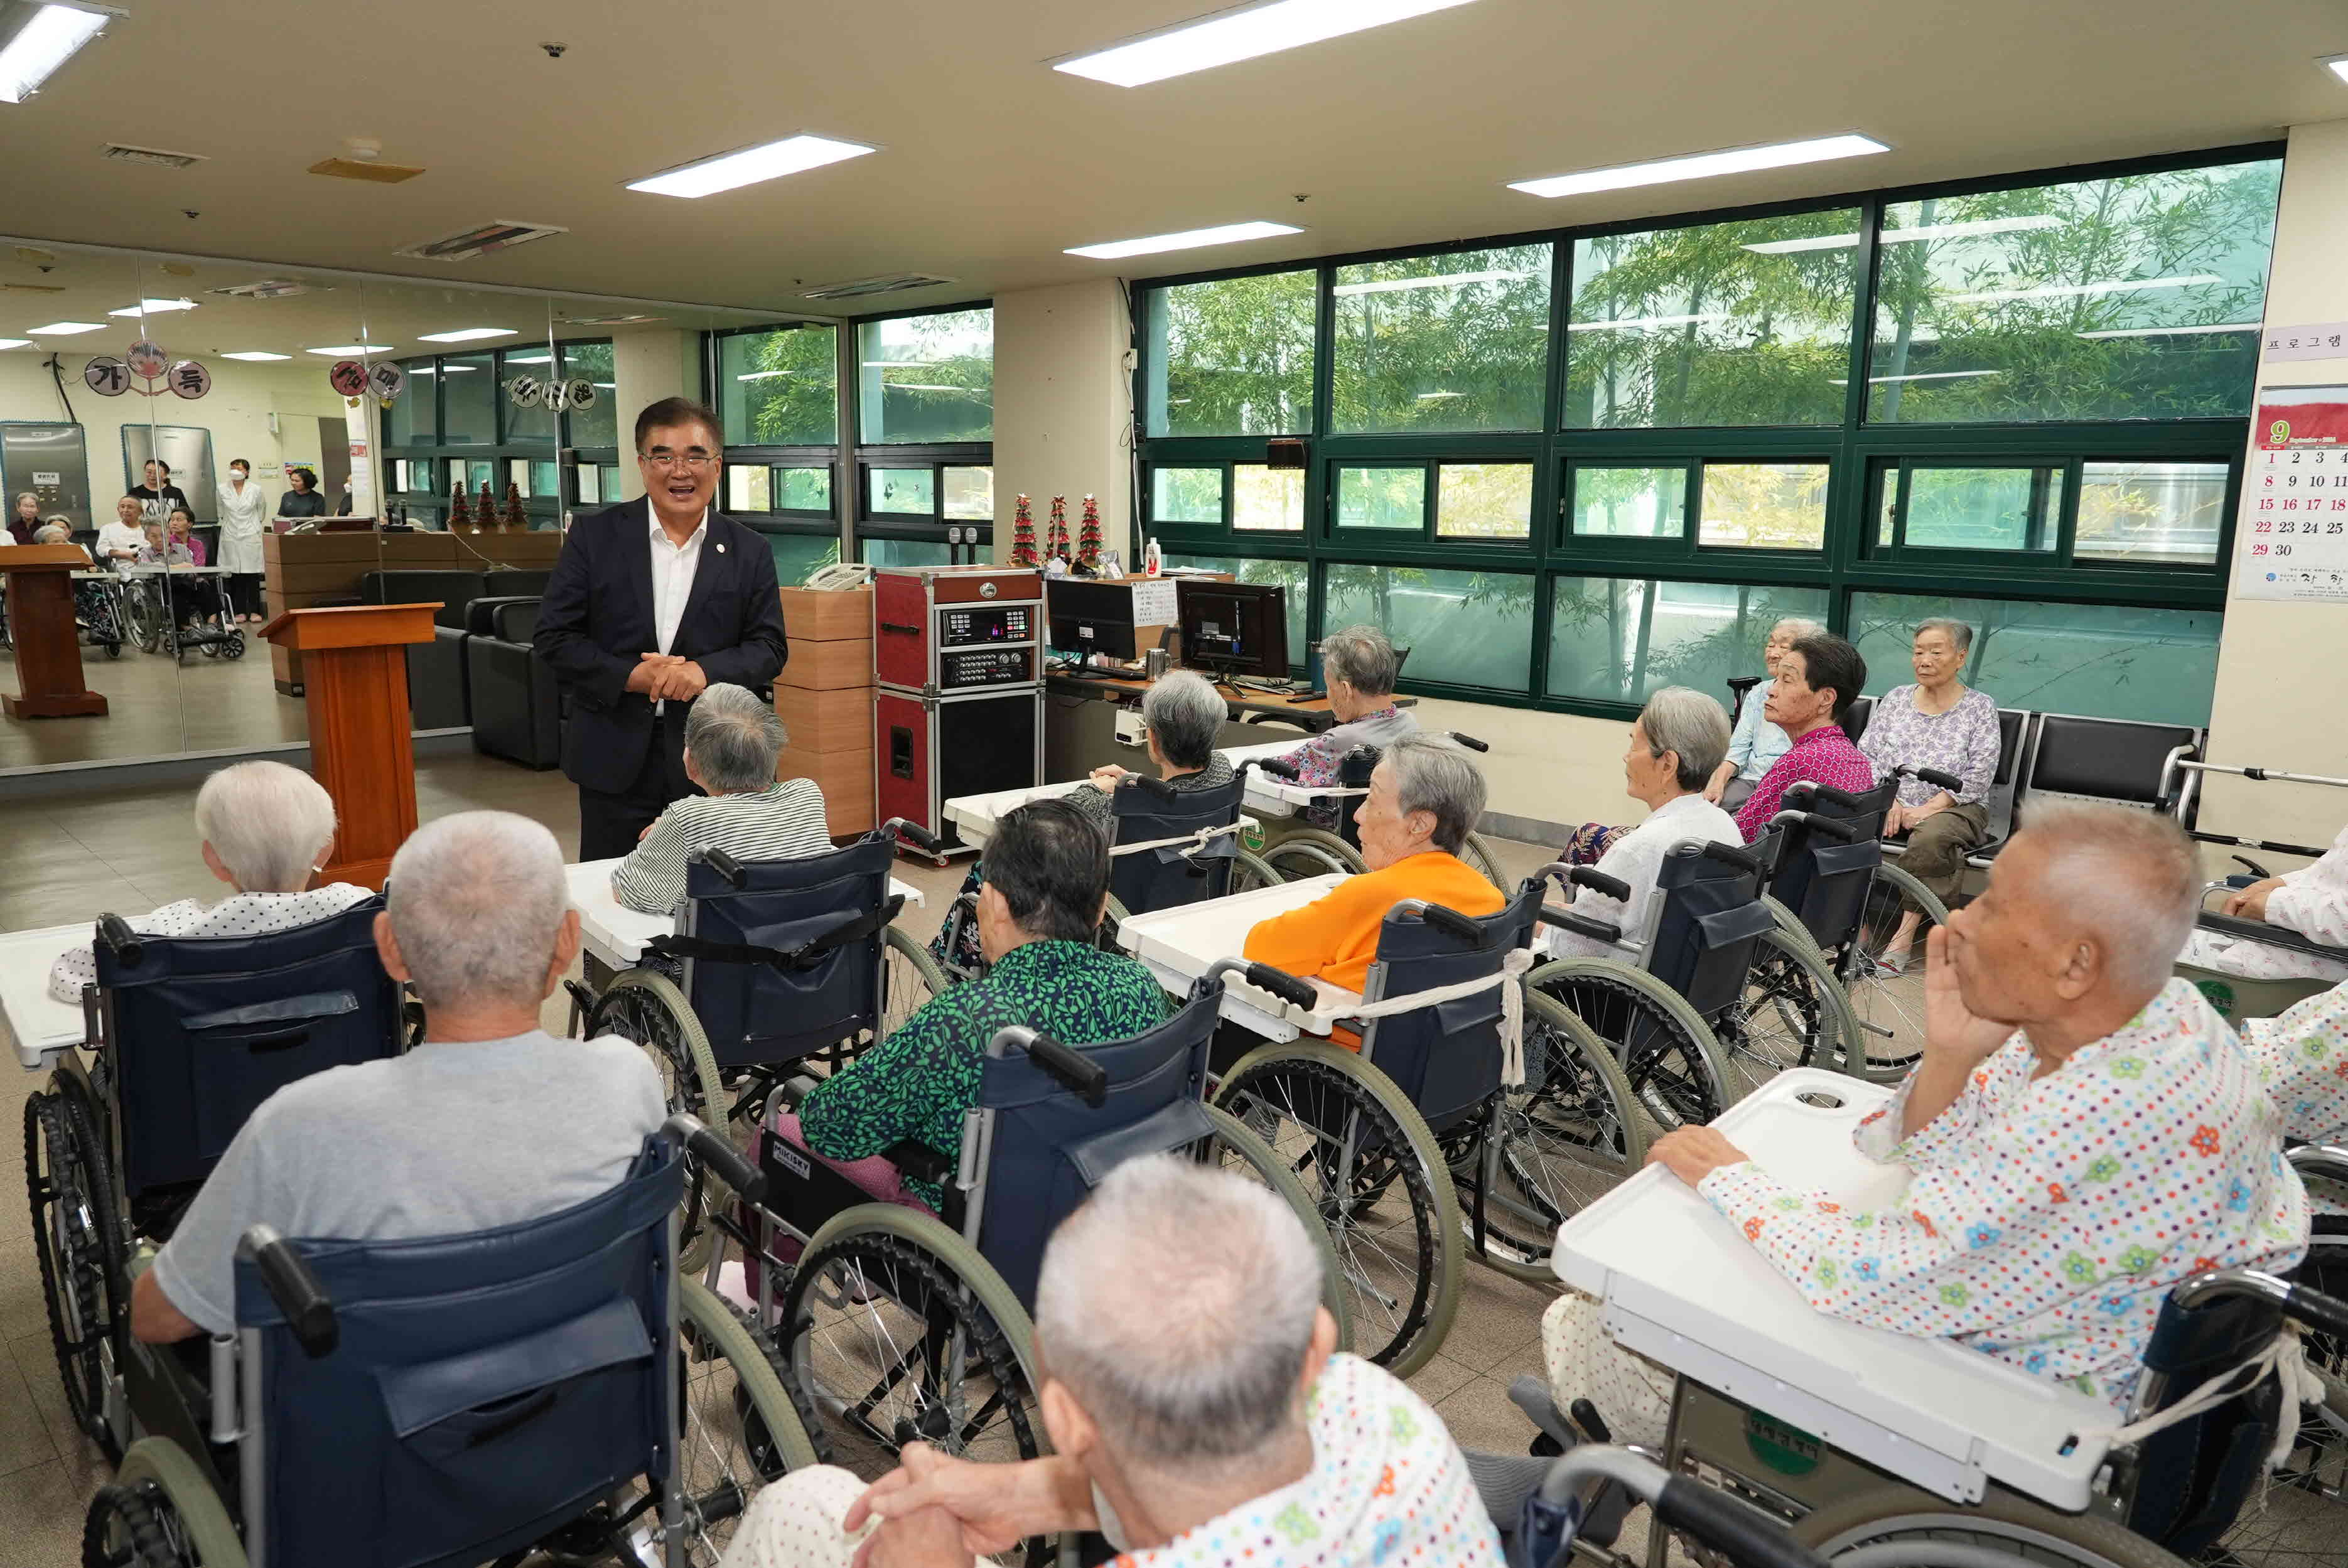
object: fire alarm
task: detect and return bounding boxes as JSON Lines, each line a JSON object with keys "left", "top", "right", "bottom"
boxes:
{"left": 1266, "top": 438, "right": 1308, "bottom": 471}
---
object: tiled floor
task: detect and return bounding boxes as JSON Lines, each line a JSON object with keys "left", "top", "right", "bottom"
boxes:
{"left": 0, "top": 756, "right": 1570, "bottom": 1561}
{"left": 0, "top": 629, "right": 304, "bottom": 773}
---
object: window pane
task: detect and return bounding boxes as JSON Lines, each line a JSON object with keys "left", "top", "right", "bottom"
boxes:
{"left": 1699, "top": 463, "right": 1828, "bottom": 550}
{"left": 764, "top": 529, "right": 841, "bottom": 587}
{"left": 561, "top": 341, "right": 618, "bottom": 447}
{"left": 441, "top": 353, "right": 495, "bottom": 444}
{"left": 728, "top": 465, "right": 772, "bottom": 512}
{"left": 1337, "top": 466, "right": 1425, "bottom": 530}
{"left": 1436, "top": 464, "right": 1534, "bottom": 540}
{"left": 943, "top": 466, "right": 994, "bottom": 520}
{"left": 599, "top": 464, "right": 620, "bottom": 502}
{"left": 1323, "top": 565, "right": 1532, "bottom": 691}
{"left": 1571, "top": 466, "right": 1686, "bottom": 539}
{"left": 1165, "top": 555, "right": 1309, "bottom": 658}
{"left": 718, "top": 326, "right": 838, "bottom": 446}
{"left": 1851, "top": 592, "right": 2221, "bottom": 725}
{"left": 1547, "top": 578, "right": 1832, "bottom": 706}
{"left": 1151, "top": 467, "right": 1223, "bottom": 525}
{"left": 1331, "top": 244, "right": 1552, "bottom": 433}
{"left": 386, "top": 360, "right": 435, "bottom": 444}
{"left": 858, "top": 308, "right": 993, "bottom": 443}
{"left": 1233, "top": 464, "right": 1305, "bottom": 532}
{"left": 530, "top": 460, "right": 557, "bottom": 500}
{"left": 2075, "top": 461, "right": 2226, "bottom": 565}
{"left": 1566, "top": 208, "right": 1861, "bottom": 429}
{"left": 1887, "top": 466, "right": 2055, "bottom": 552}
{"left": 576, "top": 463, "right": 602, "bottom": 505}
{"left": 777, "top": 466, "right": 832, "bottom": 513}
{"left": 871, "top": 469, "right": 935, "bottom": 517}
{"left": 502, "top": 348, "right": 557, "bottom": 442}
{"left": 861, "top": 536, "right": 952, "bottom": 568}
{"left": 1145, "top": 270, "right": 1315, "bottom": 436}
{"left": 1870, "top": 158, "right": 2282, "bottom": 423}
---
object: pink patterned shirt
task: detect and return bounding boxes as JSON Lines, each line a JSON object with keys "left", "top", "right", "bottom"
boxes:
{"left": 1733, "top": 722, "right": 1878, "bottom": 843}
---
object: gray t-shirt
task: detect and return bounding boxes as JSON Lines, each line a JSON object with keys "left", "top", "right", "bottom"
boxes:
{"left": 151, "top": 1029, "right": 666, "bottom": 1335}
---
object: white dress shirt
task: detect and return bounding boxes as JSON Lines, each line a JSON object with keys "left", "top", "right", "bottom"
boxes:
{"left": 1542, "top": 791, "right": 1743, "bottom": 960}
{"left": 648, "top": 500, "right": 708, "bottom": 655}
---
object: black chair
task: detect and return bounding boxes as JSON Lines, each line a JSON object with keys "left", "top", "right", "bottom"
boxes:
{"left": 2022, "top": 711, "right": 2205, "bottom": 819}
{"left": 482, "top": 568, "right": 552, "bottom": 598}
{"left": 360, "top": 568, "right": 485, "bottom": 731}
{"left": 465, "top": 596, "right": 561, "bottom": 768}
{"left": 1838, "top": 693, "right": 1875, "bottom": 744}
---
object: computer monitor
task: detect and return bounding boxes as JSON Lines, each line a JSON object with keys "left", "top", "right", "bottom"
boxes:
{"left": 1046, "top": 578, "right": 1139, "bottom": 661}
{"left": 1177, "top": 580, "right": 1289, "bottom": 681}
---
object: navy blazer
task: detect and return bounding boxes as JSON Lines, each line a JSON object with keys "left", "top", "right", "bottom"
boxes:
{"left": 533, "top": 499, "right": 789, "bottom": 794}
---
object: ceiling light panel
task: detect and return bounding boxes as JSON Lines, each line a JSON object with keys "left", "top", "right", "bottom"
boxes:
{"left": 2320, "top": 51, "right": 2348, "bottom": 83}
{"left": 2076, "top": 322, "right": 2262, "bottom": 340}
{"left": 219, "top": 350, "right": 290, "bottom": 361}
{"left": 0, "top": 338, "right": 30, "bottom": 350}
{"left": 1511, "top": 133, "right": 1888, "bottom": 200}
{"left": 1946, "top": 274, "right": 2222, "bottom": 306}
{"left": 28, "top": 321, "right": 102, "bottom": 334}
{"left": 1065, "top": 220, "right": 1302, "bottom": 259}
{"left": 627, "top": 134, "right": 875, "bottom": 198}
{"left": 107, "top": 298, "right": 195, "bottom": 316}
{"left": 305, "top": 344, "right": 390, "bottom": 355}
{"left": 418, "top": 327, "right": 515, "bottom": 343}
{"left": 1055, "top": 0, "right": 1479, "bottom": 87}
{"left": 1332, "top": 269, "right": 1539, "bottom": 296}
{"left": 0, "top": 2, "right": 116, "bottom": 105}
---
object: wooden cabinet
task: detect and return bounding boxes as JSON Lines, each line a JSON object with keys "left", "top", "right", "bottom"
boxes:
{"left": 773, "top": 586, "right": 875, "bottom": 838}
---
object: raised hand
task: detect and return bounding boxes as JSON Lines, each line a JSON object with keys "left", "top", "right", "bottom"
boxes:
{"left": 1922, "top": 924, "right": 2008, "bottom": 1068}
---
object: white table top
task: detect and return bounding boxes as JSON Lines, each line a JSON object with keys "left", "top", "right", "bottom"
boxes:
{"left": 1221, "top": 739, "right": 1342, "bottom": 819}
{"left": 4, "top": 923, "right": 90, "bottom": 1071}
{"left": 1114, "top": 874, "right": 1362, "bottom": 1041}
{"left": 942, "top": 780, "right": 1087, "bottom": 849}
{"left": 568, "top": 858, "right": 924, "bottom": 970}
{"left": 1554, "top": 1068, "right": 2113, "bottom": 1510}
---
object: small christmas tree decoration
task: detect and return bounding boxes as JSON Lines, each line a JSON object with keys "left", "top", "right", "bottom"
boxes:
{"left": 478, "top": 480, "right": 500, "bottom": 529}
{"left": 503, "top": 481, "right": 527, "bottom": 530}
{"left": 1076, "top": 493, "right": 1103, "bottom": 575}
{"left": 1047, "top": 495, "right": 1070, "bottom": 562}
{"left": 448, "top": 476, "right": 473, "bottom": 530}
{"left": 1008, "top": 494, "right": 1037, "bottom": 567}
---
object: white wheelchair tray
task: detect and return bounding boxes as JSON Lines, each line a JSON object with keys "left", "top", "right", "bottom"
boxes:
{"left": 1553, "top": 1068, "right": 2116, "bottom": 1510}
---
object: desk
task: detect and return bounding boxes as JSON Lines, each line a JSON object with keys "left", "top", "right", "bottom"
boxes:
{"left": 1044, "top": 670, "right": 1416, "bottom": 781}
{"left": 3, "top": 923, "right": 90, "bottom": 1072}
{"left": 1114, "top": 874, "right": 1360, "bottom": 1041}
{"left": 942, "top": 776, "right": 1261, "bottom": 852}
{"left": 1555, "top": 1067, "right": 2111, "bottom": 1510}
{"left": 566, "top": 859, "right": 925, "bottom": 971}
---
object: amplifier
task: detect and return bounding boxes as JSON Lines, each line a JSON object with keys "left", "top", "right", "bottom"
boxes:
{"left": 940, "top": 645, "right": 1034, "bottom": 689}
{"left": 873, "top": 565, "right": 1043, "bottom": 692}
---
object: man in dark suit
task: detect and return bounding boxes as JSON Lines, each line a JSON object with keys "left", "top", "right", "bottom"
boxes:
{"left": 536, "top": 397, "right": 790, "bottom": 859}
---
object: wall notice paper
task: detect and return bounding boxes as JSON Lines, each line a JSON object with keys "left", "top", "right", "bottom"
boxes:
{"left": 2232, "top": 384, "right": 2348, "bottom": 603}
{"left": 1130, "top": 579, "right": 1178, "bottom": 625}
{"left": 2265, "top": 323, "right": 2348, "bottom": 363}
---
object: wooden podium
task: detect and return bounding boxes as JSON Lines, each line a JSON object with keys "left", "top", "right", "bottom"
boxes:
{"left": 1, "top": 544, "right": 107, "bottom": 719}
{"left": 261, "top": 604, "right": 436, "bottom": 888}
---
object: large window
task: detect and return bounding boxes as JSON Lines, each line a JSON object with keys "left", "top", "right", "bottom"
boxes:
{"left": 1850, "top": 593, "right": 2221, "bottom": 727}
{"left": 1548, "top": 579, "right": 1833, "bottom": 707}
{"left": 561, "top": 341, "right": 618, "bottom": 449}
{"left": 1145, "top": 269, "right": 1315, "bottom": 437}
{"left": 1323, "top": 566, "right": 1535, "bottom": 690}
{"left": 858, "top": 308, "right": 993, "bottom": 444}
{"left": 1331, "top": 244, "right": 1551, "bottom": 433}
{"left": 441, "top": 353, "right": 496, "bottom": 444}
{"left": 718, "top": 325, "right": 838, "bottom": 447}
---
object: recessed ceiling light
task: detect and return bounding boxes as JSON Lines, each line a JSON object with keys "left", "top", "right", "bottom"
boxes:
{"left": 418, "top": 326, "right": 515, "bottom": 343}
{"left": 1065, "top": 220, "right": 1303, "bottom": 260}
{"left": 1510, "top": 132, "right": 1889, "bottom": 200}
{"left": 305, "top": 343, "right": 391, "bottom": 355}
{"left": 1567, "top": 311, "right": 1733, "bottom": 333}
{"left": 887, "top": 383, "right": 978, "bottom": 394}
{"left": 627, "top": 133, "right": 875, "bottom": 198}
{"left": 1054, "top": 0, "right": 1479, "bottom": 87}
{"left": 28, "top": 321, "right": 104, "bottom": 334}
{"left": 0, "top": 2, "right": 117, "bottom": 105}
{"left": 219, "top": 350, "right": 291, "bottom": 361}
{"left": 1828, "top": 369, "right": 2005, "bottom": 385}
{"left": 107, "top": 298, "right": 196, "bottom": 316}
{"left": 0, "top": 338, "right": 30, "bottom": 350}
{"left": 2320, "top": 51, "right": 2348, "bottom": 84}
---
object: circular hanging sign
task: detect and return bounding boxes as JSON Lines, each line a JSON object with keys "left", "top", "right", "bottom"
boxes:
{"left": 83, "top": 356, "right": 131, "bottom": 397}
{"left": 365, "top": 360, "right": 407, "bottom": 402}
{"left": 327, "top": 358, "right": 368, "bottom": 397}
{"left": 166, "top": 359, "right": 212, "bottom": 400}
{"left": 126, "top": 338, "right": 166, "bottom": 379}
{"left": 563, "top": 377, "right": 597, "bottom": 411}
{"left": 506, "top": 373, "right": 542, "bottom": 409}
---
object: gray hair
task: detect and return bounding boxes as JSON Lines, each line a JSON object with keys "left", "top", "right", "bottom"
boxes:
{"left": 1769, "top": 616, "right": 1823, "bottom": 643}
{"left": 2011, "top": 800, "right": 2197, "bottom": 996}
{"left": 1915, "top": 616, "right": 1974, "bottom": 655}
{"left": 988, "top": 797, "right": 1111, "bottom": 942}
{"left": 1383, "top": 733, "right": 1486, "bottom": 854}
{"left": 33, "top": 521, "right": 70, "bottom": 544}
{"left": 684, "top": 683, "right": 786, "bottom": 795}
{"left": 195, "top": 761, "right": 338, "bottom": 892}
{"left": 385, "top": 811, "right": 570, "bottom": 1009}
{"left": 1141, "top": 670, "right": 1225, "bottom": 771}
{"left": 1639, "top": 686, "right": 1731, "bottom": 792}
{"left": 1320, "top": 624, "right": 1397, "bottom": 697}
{"left": 1035, "top": 1156, "right": 1322, "bottom": 1474}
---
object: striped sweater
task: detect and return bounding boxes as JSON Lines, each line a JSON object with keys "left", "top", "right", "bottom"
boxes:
{"left": 609, "top": 780, "right": 832, "bottom": 915}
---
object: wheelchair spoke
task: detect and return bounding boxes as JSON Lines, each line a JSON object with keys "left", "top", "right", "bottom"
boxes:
{"left": 1718, "top": 945, "right": 1825, "bottom": 1104}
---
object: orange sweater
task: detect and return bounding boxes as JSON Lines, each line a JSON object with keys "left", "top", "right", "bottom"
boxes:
{"left": 1242, "top": 851, "right": 1505, "bottom": 998}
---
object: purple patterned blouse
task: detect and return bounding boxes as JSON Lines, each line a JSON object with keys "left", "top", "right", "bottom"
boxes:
{"left": 1858, "top": 685, "right": 2000, "bottom": 808}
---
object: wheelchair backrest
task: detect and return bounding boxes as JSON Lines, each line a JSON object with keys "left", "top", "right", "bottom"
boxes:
{"left": 95, "top": 897, "right": 402, "bottom": 1200}
{"left": 1359, "top": 883, "right": 1544, "bottom": 1136}
{"left": 1334, "top": 743, "right": 1380, "bottom": 848}
{"left": 2023, "top": 712, "right": 2203, "bottom": 823}
{"left": 1980, "top": 707, "right": 2034, "bottom": 842}
{"left": 233, "top": 1136, "right": 681, "bottom": 1568}
{"left": 1839, "top": 695, "right": 1874, "bottom": 744}
{"left": 1641, "top": 844, "right": 1776, "bottom": 1021}
{"left": 678, "top": 832, "right": 896, "bottom": 1070}
{"left": 2121, "top": 1285, "right": 2286, "bottom": 1555}
{"left": 1108, "top": 773, "right": 1246, "bottom": 917}
{"left": 971, "top": 987, "right": 1222, "bottom": 1309}
{"left": 1762, "top": 776, "right": 1894, "bottom": 952}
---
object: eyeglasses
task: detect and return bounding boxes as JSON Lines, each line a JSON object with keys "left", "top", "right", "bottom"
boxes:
{"left": 640, "top": 451, "right": 716, "bottom": 471}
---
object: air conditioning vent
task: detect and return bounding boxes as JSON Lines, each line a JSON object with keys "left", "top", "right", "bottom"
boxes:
{"left": 209, "top": 279, "right": 320, "bottom": 300}
{"left": 563, "top": 312, "right": 665, "bottom": 326}
{"left": 797, "top": 272, "right": 956, "bottom": 301}
{"left": 309, "top": 156, "right": 425, "bottom": 184}
{"left": 103, "top": 143, "right": 207, "bottom": 170}
{"left": 394, "top": 220, "right": 568, "bottom": 262}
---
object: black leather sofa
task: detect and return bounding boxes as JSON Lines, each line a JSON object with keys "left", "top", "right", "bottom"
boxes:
{"left": 359, "top": 569, "right": 486, "bottom": 731}
{"left": 464, "top": 597, "right": 561, "bottom": 769}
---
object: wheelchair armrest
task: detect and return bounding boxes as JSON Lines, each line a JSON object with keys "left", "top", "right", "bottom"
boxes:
{"left": 2192, "top": 910, "right": 2348, "bottom": 964}
{"left": 777, "top": 1073, "right": 821, "bottom": 1110}
{"left": 2286, "top": 1143, "right": 2348, "bottom": 1185}
{"left": 662, "top": 1113, "right": 766, "bottom": 1203}
{"left": 96, "top": 913, "right": 143, "bottom": 966}
{"left": 881, "top": 1139, "right": 956, "bottom": 1189}
{"left": 239, "top": 1225, "right": 337, "bottom": 1358}
{"left": 1539, "top": 908, "right": 1624, "bottom": 945}
{"left": 1566, "top": 866, "right": 1632, "bottom": 902}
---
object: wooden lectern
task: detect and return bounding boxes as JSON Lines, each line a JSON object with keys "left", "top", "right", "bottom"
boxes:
{"left": 261, "top": 604, "right": 436, "bottom": 888}
{"left": 1, "top": 544, "right": 107, "bottom": 719}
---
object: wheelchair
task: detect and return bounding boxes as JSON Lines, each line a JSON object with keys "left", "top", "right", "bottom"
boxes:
{"left": 728, "top": 962, "right": 1344, "bottom": 1560}
{"left": 121, "top": 568, "right": 245, "bottom": 663}
{"left": 73, "top": 571, "right": 127, "bottom": 658}
{"left": 569, "top": 822, "right": 950, "bottom": 1265}
{"left": 1205, "top": 870, "right": 1650, "bottom": 1375}
{"left": 80, "top": 1115, "right": 826, "bottom": 1568}
{"left": 23, "top": 899, "right": 404, "bottom": 1462}
{"left": 1225, "top": 732, "right": 1511, "bottom": 891}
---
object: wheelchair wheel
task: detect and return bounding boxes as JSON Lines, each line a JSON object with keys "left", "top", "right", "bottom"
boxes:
{"left": 1227, "top": 847, "right": 1288, "bottom": 893}
{"left": 1460, "top": 831, "right": 1508, "bottom": 889}
{"left": 26, "top": 1082, "right": 127, "bottom": 1459}
{"left": 1794, "top": 1486, "right": 2195, "bottom": 1568}
{"left": 90, "top": 1437, "right": 244, "bottom": 1567}
{"left": 584, "top": 969, "right": 727, "bottom": 1267}
{"left": 881, "top": 925, "right": 948, "bottom": 1035}
{"left": 2219, "top": 1359, "right": 2348, "bottom": 1567}
{"left": 1255, "top": 827, "right": 1366, "bottom": 881}
{"left": 1212, "top": 1040, "right": 1461, "bottom": 1377}
{"left": 1477, "top": 992, "right": 1648, "bottom": 1279}
{"left": 1195, "top": 1104, "right": 1355, "bottom": 1353}
{"left": 662, "top": 1277, "right": 827, "bottom": 1564}
{"left": 1529, "top": 959, "right": 1732, "bottom": 1130}
{"left": 222, "top": 630, "right": 245, "bottom": 660}
{"left": 1836, "top": 864, "right": 1946, "bottom": 1081}
{"left": 1715, "top": 925, "right": 1862, "bottom": 1106}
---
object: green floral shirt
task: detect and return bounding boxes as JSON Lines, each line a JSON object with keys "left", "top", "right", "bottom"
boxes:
{"left": 799, "top": 939, "right": 1168, "bottom": 1205}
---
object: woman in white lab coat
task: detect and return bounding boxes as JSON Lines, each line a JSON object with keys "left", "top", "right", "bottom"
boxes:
{"left": 215, "top": 458, "right": 269, "bottom": 622}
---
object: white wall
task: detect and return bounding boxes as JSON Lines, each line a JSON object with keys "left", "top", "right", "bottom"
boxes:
{"left": 991, "top": 281, "right": 1134, "bottom": 564}
{"left": 611, "top": 330, "right": 696, "bottom": 502}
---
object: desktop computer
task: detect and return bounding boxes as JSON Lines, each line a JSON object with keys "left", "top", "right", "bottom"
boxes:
{"left": 1175, "top": 579, "right": 1293, "bottom": 688}
{"left": 1045, "top": 577, "right": 1141, "bottom": 662}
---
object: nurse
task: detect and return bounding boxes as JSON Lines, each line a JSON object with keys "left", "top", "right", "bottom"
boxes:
{"left": 215, "top": 458, "right": 269, "bottom": 622}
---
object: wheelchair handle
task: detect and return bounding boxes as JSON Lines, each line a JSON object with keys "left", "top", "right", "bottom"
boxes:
{"left": 1415, "top": 902, "right": 1485, "bottom": 944}
{"left": 1242, "top": 754, "right": 1301, "bottom": 781}
{"left": 1567, "top": 866, "right": 1632, "bottom": 902}
{"left": 241, "top": 1224, "right": 337, "bottom": 1359}
{"left": 662, "top": 1113, "right": 767, "bottom": 1205}
{"left": 1695, "top": 840, "right": 1764, "bottom": 876}
{"left": 1203, "top": 957, "right": 1318, "bottom": 1012}
{"left": 1774, "top": 809, "right": 1860, "bottom": 842}
{"left": 1128, "top": 773, "right": 1178, "bottom": 803}
{"left": 1901, "top": 765, "right": 1964, "bottom": 793}
{"left": 991, "top": 1028, "right": 1109, "bottom": 1108}
{"left": 2175, "top": 1265, "right": 2348, "bottom": 1343}
{"left": 699, "top": 847, "right": 747, "bottom": 888}
{"left": 886, "top": 818, "right": 942, "bottom": 854}
{"left": 1806, "top": 783, "right": 1865, "bottom": 810}
{"left": 1538, "top": 908, "right": 1623, "bottom": 945}
{"left": 96, "top": 913, "right": 143, "bottom": 965}
{"left": 1652, "top": 1475, "right": 1827, "bottom": 1568}
{"left": 1445, "top": 731, "right": 1491, "bottom": 753}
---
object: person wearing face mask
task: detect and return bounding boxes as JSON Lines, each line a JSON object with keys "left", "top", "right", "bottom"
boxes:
{"left": 216, "top": 457, "right": 269, "bottom": 621}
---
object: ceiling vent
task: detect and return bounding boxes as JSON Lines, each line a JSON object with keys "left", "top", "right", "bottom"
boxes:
{"left": 210, "top": 279, "right": 319, "bottom": 300}
{"left": 563, "top": 311, "right": 665, "bottom": 326}
{"left": 394, "top": 220, "right": 568, "bottom": 262}
{"left": 797, "top": 272, "right": 956, "bottom": 301}
{"left": 103, "top": 143, "right": 207, "bottom": 171}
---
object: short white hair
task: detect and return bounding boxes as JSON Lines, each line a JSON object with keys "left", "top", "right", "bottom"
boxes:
{"left": 684, "top": 683, "right": 785, "bottom": 794}
{"left": 1141, "top": 670, "right": 1226, "bottom": 770}
{"left": 1770, "top": 616, "right": 1823, "bottom": 642}
{"left": 2013, "top": 800, "right": 2198, "bottom": 996}
{"left": 1034, "top": 1157, "right": 1322, "bottom": 1473}
{"left": 34, "top": 521, "right": 70, "bottom": 544}
{"left": 385, "top": 812, "right": 569, "bottom": 1009}
{"left": 1639, "top": 686, "right": 1731, "bottom": 792}
{"left": 1384, "top": 733, "right": 1486, "bottom": 854}
{"left": 1320, "top": 625, "right": 1398, "bottom": 695}
{"left": 195, "top": 761, "right": 337, "bottom": 892}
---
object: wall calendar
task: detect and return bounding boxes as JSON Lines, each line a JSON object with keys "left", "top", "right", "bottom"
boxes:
{"left": 2233, "top": 385, "right": 2348, "bottom": 603}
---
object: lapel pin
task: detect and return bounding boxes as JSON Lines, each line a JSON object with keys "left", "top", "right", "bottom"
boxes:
{"left": 716, "top": 542, "right": 726, "bottom": 553}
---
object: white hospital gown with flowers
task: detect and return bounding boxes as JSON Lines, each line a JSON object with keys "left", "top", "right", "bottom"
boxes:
{"left": 1697, "top": 979, "right": 2307, "bottom": 1408}
{"left": 2243, "top": 979, "right": 2348, "bottom": 1215}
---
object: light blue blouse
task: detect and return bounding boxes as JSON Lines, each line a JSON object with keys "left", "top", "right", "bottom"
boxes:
{"left": 1725, "top": 680, "right": 1791, "bottom": 781}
